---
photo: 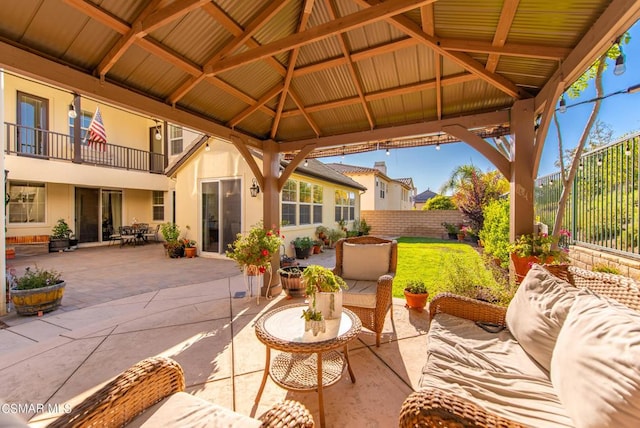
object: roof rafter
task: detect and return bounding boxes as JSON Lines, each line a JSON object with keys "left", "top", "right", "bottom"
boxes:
{"left": 421, "top": 3, "right": 441, "bottom": 120}
{"left": 485, "top": 0, "right": 520, "bottom": 73}
{"left": 169, "top": 0, "right": 291, "bottom": 104}
{"left": 355, "top": 0, "right": 528, "bottom": 99}
{"left": 271, "top": 0, "right": 315, "bottom": 139}
{"left": 228, "top": 84, "right": 284, "bottom": 128}
{"left": 204, "top": 0, "right": 437, "bottom": 76}
{"left": 326, "top": 0, "right": 375, "bottom": 130}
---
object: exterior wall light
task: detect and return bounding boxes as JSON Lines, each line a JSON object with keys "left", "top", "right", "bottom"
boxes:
{"left": 250, "top": 178, "right": 260, "bottom": 197}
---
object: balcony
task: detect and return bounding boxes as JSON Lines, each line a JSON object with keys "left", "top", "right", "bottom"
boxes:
{"left": 4, "top": 122, "right": 165, "bottom": 174}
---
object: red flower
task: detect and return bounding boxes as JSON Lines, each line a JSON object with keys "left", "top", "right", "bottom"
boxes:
{"left": 261, "top": 249, "right": 269, "bottom": 256}
{"left": 259, "top": 266, "right": 266, "bottom": 273}
{"left": 267, "top": 231, "right": 272, "bottom": 236}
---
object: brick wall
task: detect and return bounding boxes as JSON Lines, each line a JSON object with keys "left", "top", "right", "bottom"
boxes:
{"left": 361, "top": 210, "right": 465, "bottom": 238}
{"left": 568, "top": 245, "right": 640, "bottom": 280}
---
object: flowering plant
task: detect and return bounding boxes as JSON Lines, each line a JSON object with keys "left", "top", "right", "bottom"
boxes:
{"left": 226, "top": 222, "right": 284, "bottom": 272}
{"left": 182, "top": 238, "right": 196, "bottom": 248}
{"left": 508, "top": 230, "right": 570, "bottom": 262}
{"left": 14, "top": 266, "right": 62, "bottom": 290}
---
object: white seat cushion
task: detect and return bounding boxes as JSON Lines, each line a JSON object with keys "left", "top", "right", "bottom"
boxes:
{"left": 341, "top": 242, "right": 391, "bottom": 280}
{"left": 127, "top": 392, "right": 261, "bottom": 428}
{"left": 506, "top": 264, "right": 579, "bottom": 372}
{"left": 551, "top": 291, "right": 640, "bottom": 428}
{"left": 422, "top": 314, "right": 573, "bottom": 427}
{"left": 342, "top": 279, "right": 378, "bottom": 308}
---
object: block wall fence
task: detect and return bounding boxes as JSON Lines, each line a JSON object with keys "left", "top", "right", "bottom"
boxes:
{"left": 361, "top": 210, "right": 465, "bottom": 239}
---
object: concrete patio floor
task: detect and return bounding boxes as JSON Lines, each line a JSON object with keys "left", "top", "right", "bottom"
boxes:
{"left": 1, "top": 244, "right": 430, "bottom": 427}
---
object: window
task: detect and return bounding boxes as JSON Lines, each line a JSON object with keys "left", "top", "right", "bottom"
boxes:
{"left": 282, "top": 179, "right": 297, "bottom": 226}
{"left": 152, "top": 191, "right": 164, "bottom": 221}
{"left": 169, "top": 125, "right": 183, "bottom": 155}
{"left": 335, "top": 190, "right": 355, "bottom": 222}
{"left": 69, "top": 111, "right": 92, "bottom": 145}
{"left": 313, "top": 184, "right": 323, "bottom": 224}
{"left": 379, "top": 181, "right": 387, "bottom": 199}
{"left": 282, "top": 180, "right": 324, "bottom": 226}
{"left": 7, "top": 181, "right": 45, "bottom": 224}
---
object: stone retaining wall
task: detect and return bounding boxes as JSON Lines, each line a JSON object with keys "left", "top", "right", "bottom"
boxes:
{"left": 361, "top": 210, "right": 465, "bottom": 238}
{"left": 568, "top": 245, "right": 640, "bottom": 280}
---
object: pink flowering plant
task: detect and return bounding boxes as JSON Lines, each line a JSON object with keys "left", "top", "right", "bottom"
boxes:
{"left": 508, "top": 230, "right": 570, "bottom": 263}
{"left": 226, "top": 222, "right": 284, "bottom": 273}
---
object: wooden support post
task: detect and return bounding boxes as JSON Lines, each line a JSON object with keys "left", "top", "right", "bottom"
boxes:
{"left": 262, "top": 141, "right": 281, "bottom": 288}
{"left": 510, "top": 99, "right": 536, "bottom": 241}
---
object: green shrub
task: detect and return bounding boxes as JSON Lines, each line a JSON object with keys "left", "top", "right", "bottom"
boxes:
{"left": 479, "top": 199, "right": 510, "bottom": 267}
{"left": 592, "top": 263, "right": 621, "bottom": 275}
{"left": 424, "top": 195, "right": 456, "bottom": 210}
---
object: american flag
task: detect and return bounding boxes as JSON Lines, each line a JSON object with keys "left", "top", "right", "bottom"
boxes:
{"left": 86, "top": 106, "right": 107, "bottom": 151}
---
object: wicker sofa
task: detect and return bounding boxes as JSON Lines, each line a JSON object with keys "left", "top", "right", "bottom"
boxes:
{"left": 46, "top": 357, "right": 314, "bottom": 427}
{"left": 399, "top": 264, "right": 640, "bottom": 427}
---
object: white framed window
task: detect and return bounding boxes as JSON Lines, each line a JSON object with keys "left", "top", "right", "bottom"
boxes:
{"left": 282, "top": 179, "right": 297, "bottom": 226}
{"left": 69, "top": 111, "right": 92, "bottom": 145}
{"left": 152, "top": 191, "right": 164, "bottom": 221}
{"left": 379, "top": 181, "right": 387, "bottom": 199}
{"left": 334, "top": 190, "right": 355, "bottom": 222}
{"left": 7, "top": 181, "right": 46, "bottom": 224}
{"left": 169, "top": 125, "right": 183, "bottom": 155}
{"left": 282, "top": 180, "right": 324, "bottom": 226}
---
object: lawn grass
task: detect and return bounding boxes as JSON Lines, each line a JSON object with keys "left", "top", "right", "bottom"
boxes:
{"left": 393, "top": 237, "right": 498, "bottom": 299}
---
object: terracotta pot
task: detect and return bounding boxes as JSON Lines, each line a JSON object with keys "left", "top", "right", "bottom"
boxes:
{"left": 184, "top": 247, "right": 196, "bottom": 258}
{"left": 511, "top": 253, "right": 554, "bottom": 283}
{"left": 404, "top": 289, "right": 429, "bottom": 312}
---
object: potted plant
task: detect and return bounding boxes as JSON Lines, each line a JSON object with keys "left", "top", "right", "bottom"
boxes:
{"left": 301, "top": 307, "right": 325, "bottom": 336}
{"left": 508, "top": 231, "right": 569, "bottom": 282}
{"left": 292, "top": 236, "right": 313, "bottom": 259}
{"left": 359, "top": 218, "right": 371, "bottom": 236}
{"left": 441, "top": 222, "right": 459, "bottom": 240}
{"left": 312, "top": 239, "right": 323, "bottom": 254}
{"left": 183, "top": 238, "right": 197, "bottom": 258}
{"left": 49, "top": 218, "right": 72, "bottom": 252}
{"left": 403, "top": 280, "right": 429, "bottom": 312}
{"left": 10, "top": 266, "right": 66, "bottom": 315}
{"left": 226, "top": 222, "right": 284, "bottom": 274}
{"left": 327, "top": 228, "right": 346, "bottom": 248}
{"left": 315, "top": 225, "right": 329, "bottom": 242}
{"left": 303, "top": 264, "right": 347, "bottom": 320}
{"left": 160, "top": 222, "right": 183, "bottom": 258}
{"left": 278, "top": 266, "right": 306, "bottom": 298}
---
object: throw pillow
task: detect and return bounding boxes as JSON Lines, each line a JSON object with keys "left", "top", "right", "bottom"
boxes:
{"left": 341, "top": 242, "right": 391, "bottom": 281}
{"left": 551, "top": 291, "right": 640, "bottom": 428}
{"left": 505, "top": 264, "right": 579, "bottom": 371}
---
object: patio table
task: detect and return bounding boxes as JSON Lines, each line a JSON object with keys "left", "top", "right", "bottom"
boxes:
{"left": 254, "top": 304, "right": 361, "bottom": 428}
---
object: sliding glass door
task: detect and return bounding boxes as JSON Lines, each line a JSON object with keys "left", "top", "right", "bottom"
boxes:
{"left": 201, "top": 179, "right": 241, "bottom": 254}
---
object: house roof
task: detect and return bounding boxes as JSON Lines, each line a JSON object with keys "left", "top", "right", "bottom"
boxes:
{"left": 287, "top": 159, "right": 367, "bottom": 191}
{"left": 414, "top": 189, "right": 438, "bottom": 203}
{"left": 326, "top": 162, "right": 412, "bottom": 190}
{"left": 1, "top": 1, "right": 636, "bottom": 163}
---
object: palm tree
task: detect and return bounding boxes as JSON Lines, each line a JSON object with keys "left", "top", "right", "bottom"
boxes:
{"left": 440, "top": 164, "right": 480, "bottom": 195}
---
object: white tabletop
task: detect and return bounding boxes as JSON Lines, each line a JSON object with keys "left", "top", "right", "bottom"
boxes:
{"left": 263, "top": 305, "right": 354, "bottom": 344}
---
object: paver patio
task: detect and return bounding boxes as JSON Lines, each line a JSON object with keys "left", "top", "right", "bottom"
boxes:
{"left": 1, "top": 244, "right": 430, "bottom": 427}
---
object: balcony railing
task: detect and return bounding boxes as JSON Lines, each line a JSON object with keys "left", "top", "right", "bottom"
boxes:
{"left": 4, "top": 122, "right": 165, "bottom": 174}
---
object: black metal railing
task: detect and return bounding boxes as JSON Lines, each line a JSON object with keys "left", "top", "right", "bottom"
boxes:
{"left": 4, "top": 122, "right": 165, "bottom": 174}
{"left": 536, "top": 133, "right": 639, "bottom": 256}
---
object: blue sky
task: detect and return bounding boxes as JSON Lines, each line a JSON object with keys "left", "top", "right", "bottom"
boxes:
{"left": 323, "top": 20, "right": 640, "bottom": 195}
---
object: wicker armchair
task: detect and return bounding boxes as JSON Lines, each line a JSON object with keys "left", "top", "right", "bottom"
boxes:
{"left": 47, "top": 356, "right": 314, "bottom": 428}
{"left": 333, "top": 236, "right": 397, "bottom": 347}
{"left": 399, "top": 264, "right": 640, "bottom": 427}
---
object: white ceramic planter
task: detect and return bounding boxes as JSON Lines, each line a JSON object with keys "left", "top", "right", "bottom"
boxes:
{"left": 310, "top": 290, "right": 342, "bottom": 320}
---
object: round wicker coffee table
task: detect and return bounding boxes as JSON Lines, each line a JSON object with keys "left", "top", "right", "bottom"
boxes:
{"left": 254, "top": 304, "right": 362, "bottom": 428}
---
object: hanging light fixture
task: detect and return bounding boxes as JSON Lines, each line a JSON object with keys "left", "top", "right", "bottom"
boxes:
{"left": 68, "top": 103, "right": 77, "bottom": 119}
{"left": 579, "top": 161, "right": 584, "bottom": 170}
{"left": 205, "top": 142, "right": 211, "bottom": 152}
{"left": 154, "top": 120, "right": 162, "bottom": 141}
{"left": 304, "top": 159, "right": 308, "bottom": 167}
{"left": 435, "top": 143, "right": 440, "bottom": 151}
{"left": 614, "top": 42, "right": 626, "bottom": 76}
{"left": 559, "top": 95, "right": 567, "bottom": 113}
{"left": 386, "top": 148, "right": 390, "bottom": 156}
{"left": 597, "top": 157, "right": 603, "bottom": 166}
{"left": 249, "top": 178, "right": 260, "bottom": 197}
{"left": 625, "top": 143, "right": 631, "bottom": 156}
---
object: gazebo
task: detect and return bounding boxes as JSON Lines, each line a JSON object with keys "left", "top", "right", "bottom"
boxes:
{"left": 2, "top": 0, "right": 640, "bottom": 308}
